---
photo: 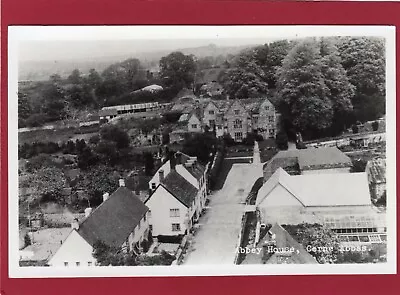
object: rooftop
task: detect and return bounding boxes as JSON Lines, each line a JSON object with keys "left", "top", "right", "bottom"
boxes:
{"left": 77, "top": 187, "right": 148, "bottom": 248}
{"left": 161, "top": 170, "right": 198, "bottom": 207}
{"left": 257, "top": 168, "right": 372, "bottom": 207}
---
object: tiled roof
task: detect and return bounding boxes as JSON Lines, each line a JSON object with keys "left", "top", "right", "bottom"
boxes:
{"left": 298, "top": 147, "right": 352, "bottom": 171}
{"left": 77, "top": 187, "right": 148, "bottom": 248}
{"left": 263, "top": 148, "right": 352, "bottom": 172}
{"left": 366, "top": 158, "right": 386, "bottom": 184}
{"left": 185, "top": 161, "right": 206, "bottom": 181}
{"left": 161, "top": 170, "right": 198, "bottom": 207}
{"left": 263, "top": 223, "right": 318, "bottom": 264}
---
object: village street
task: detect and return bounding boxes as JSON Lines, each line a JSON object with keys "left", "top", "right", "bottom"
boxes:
{"left": 182, "top": 161, "right": 262, "bottom": 265}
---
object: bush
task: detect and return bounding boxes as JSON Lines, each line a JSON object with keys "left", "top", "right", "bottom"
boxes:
{"left": 275, "top": 131, "right": 289, "bottom": 150}
{"left": 352, "top": 124, "right": 359, "bottom": 134}
{"left": 372, "top": 121, "right": 379, "bottom": 131}
{"left": 24, "top": 233, "right": 32, "bottom": 247}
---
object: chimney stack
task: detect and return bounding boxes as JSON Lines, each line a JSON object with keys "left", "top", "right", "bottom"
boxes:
{"left": 84, "top": 208, "right": 93, "bottom": 218}
{"left": 159, "top": 169, "right": 164, "bottom": 182}
{"left": 103, "top": 192, "right": 109, "bottom": 202}
{"left": 119, "top": 178, "right": 125, "bottom": 187}
{"left": 71, "top": 218, "right": 79, "bottom": 230}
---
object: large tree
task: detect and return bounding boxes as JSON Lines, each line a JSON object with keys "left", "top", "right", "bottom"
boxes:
{"left": 337, "top": 37, "right": 386, "bottom": 122}
{"left": 100, "top": 125, "right": 130, "bottom": 149}
{"left": 41, "top": 81, "right": 67, "bottom": 121}
{"left": 319, "top": 38, "right": 355, "bottom": 135}
{"left": 276, "top": 38, "right": 333, "bottom": 139}
{"left": 159, "top": 52, "right": 197, "bottom": 89}
{"left": 220, "top": 51, "right": 269, "bottom": 99}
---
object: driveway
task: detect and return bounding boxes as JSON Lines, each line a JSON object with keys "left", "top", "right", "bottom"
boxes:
{"left": 182, "top": 163, "right": 262, "bottom": 265}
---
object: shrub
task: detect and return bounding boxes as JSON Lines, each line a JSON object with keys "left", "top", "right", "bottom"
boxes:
{"left": 24, "top": 233, "right": 32, "bottom": 247}
{"left": 372, "top": 121, "right": 379, "bottom": 131}
{"left": 352, "top": 124, "right": 359, "bottom": 134}
{"left": 275, "top": 131, "right": 289, "bottom": 150}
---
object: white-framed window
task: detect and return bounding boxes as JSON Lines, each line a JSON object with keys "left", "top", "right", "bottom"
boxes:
{"left": 191, "top": 124, "right": 198, "bottom": 129}
{"left": 172, "top": 223, "right": 181, "bottom": 232}
{"left": 209, "top": 110, "right": 215, "bottom": 115}
{"left": 64, "top": 262, "right": 68, "bottom": 267}
{"left": 234, "top": 119, "right": 242, "bottom": 129}
{"left": 265, "top": 105, "right": 270, "bottom": 111}
{"left": 234, "top": 109, "right": 240, "bottom": 115}
{"left": 88, "top": 262, "right": 92, "bottom": 266}
{"left": 234, "top": 132, "right": 243, "bottom": 141}
{"left": 76, "top": 262, "right": 80, "bottom": 267}
{"left": 151, "top": 183, "right": 156, "bottom": 189}
{"left": 170, "top": 208, "right": 180, "bottom": 217}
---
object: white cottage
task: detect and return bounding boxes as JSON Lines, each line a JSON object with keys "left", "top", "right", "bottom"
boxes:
{"left": 48, "top": 185, "right": 149, "bottom": 267}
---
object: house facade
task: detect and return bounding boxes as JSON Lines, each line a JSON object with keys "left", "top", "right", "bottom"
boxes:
{"left": 48, "top": 184, "right": 149, "bottom": 267}
{"left": 145, "top": 171, "right": 199, "bottom": 237}
{"left": 253, "top": 99, "right": 277, "bottom": 139}
{"left": 225, "top": 100, "right": 251, "bottom": 142}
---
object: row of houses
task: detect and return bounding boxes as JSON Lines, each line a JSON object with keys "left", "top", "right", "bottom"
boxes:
{"left": 48, "top": 152, "right": 207, "bottom": 267}
{"left": 253, "top": 147, "right": 387, "bottom": 252}
{"left": 170, "top": 96, "right": 279, "bottom": 143}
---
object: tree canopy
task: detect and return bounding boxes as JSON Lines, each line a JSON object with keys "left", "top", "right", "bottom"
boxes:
{"left": 159, "top": 51, "right": 197, "bottom": 89}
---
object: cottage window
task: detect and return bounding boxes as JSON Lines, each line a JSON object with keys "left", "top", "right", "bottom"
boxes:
{"left": 234, "top": 132, "right": 243, "bottom": 141}
{"left": 234, "top": 119, "right": 242, "bottom": 129}
{"left": 209, "top": 120, "right": 215, "bottom": 127}
{"left": 149, "top": 224, "right": 153, "bottom": 232}
{"left": 172, "top": 223, "right": 181, "bottom": 231}
{"left": 64, "top": 262, "right": 68, "bottom": 267}
{"left": 76, "top": 262, "right": 80, "bottom": 267}
{"left": 88, "top": 262, "right": 92, "bottom": 266}
{"left": 148, "top": 210, "right": 151, "bottom": 218}
{"left": 170, "top": 208, "right": 180, "bottom": 217}
{"left": 209, "top": 110, "right": 215, "bottom": 115}
{"left": 265, "top": 106, "right": 270, "bottom": 111}
{"left": 191, "top": 124, "right": 198, "bottom": 129}
{"left": 268, "top": 116, "right": 274, "bottom": 123}
{"left": 151, "top": 183, "right": 156, "bottom": 190}
{"left": 234, "top": 109, "right": 240, "bottom": 115}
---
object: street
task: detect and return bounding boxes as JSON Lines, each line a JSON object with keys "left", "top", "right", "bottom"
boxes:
{"left": 182, "top": 162, "right": 262, "bottom": 265}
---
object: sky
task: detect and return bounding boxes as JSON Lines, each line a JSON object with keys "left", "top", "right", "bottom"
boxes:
{"left": 18, "top": 38, "right": 274, "bottom": 62}
{"left": 12, "top": 25, "right": 391, "bottom": 62}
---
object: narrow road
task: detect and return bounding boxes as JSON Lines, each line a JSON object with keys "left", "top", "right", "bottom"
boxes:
{"left": 182, "top": 163, "right": 261, "bottom": 265}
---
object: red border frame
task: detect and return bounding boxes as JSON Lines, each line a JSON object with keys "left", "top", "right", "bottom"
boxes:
{"left": 1, "top": 1, "right": 399, "bottom": 295}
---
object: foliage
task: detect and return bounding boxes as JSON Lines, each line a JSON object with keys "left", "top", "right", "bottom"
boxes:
{"left": 162, "top": 111, "right": 183, "bottom": 123}
{"left": 222, "top": 133, "right": 235, "bottom": 147}
{"left": 375, "top": 191, "right": 387, "bottom": 207}
{"left": 159, "top": 51, "right": 197, "bottom": 89}
{"left": 283, "top": 223, "right": 341, "bottom": 264}
{"left": 275, "top": 131, "right": 289, "bottom": 150}
{"left": 277, "top": 38, "right": 333, "bottom": 139}
{"left": 100, "top": 125, "right": 130, "bottom": 149}
{"left": 20, "top": 167, "right": 67, "bottom": 205}
{"left": 337, "top": 37, "right": 386, "bottom": 122}
{"left": 352, "top": 124, "right": 359, "bottom": 134}
{"left": 319, "top": 38, "right": 355, "bottom": 135}
{"left": 372, "top": 121, "right": 379, "bottom": 131}
{"left": 77, "top": 165, "right": 120, "bottom": 207}
{"left": 24, "top": 233, "right": 32, "bottom": 247}
{"left": 208, "top": 147, "right": 225, "bottom": 190}
{"left": 182, "top": 132, "right": 217, "bottom": 164}
{"left": 41, "top": 81, "right": 67, "bottom": 121}
{"left": 144, "top": 152, "right": 155, "bottom": 176}
{"left": 220, "top": 51, "right": 269, "bottom": 99}
{"left": 351, "top": 158, "right": 368, "bottom": 173}
{"left": 18, "top": 141, "right": 61, "bottom": 159}
{"left": 92, "top": 240, "right": 175, "bottom": 266}
{"left": 24, "top": 113, "right": 49, "bottom": 128}
{"left": 242, "top": 132, "right": 263, "bottom": 146}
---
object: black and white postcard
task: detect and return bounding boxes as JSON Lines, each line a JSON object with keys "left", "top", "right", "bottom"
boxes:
{"left": 8, "top": 25, "right": 396, "bottom": 277}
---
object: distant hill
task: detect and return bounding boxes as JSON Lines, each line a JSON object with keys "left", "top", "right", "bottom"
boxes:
{"left": 18, "top": 43, "right": 260, "bottom": 82}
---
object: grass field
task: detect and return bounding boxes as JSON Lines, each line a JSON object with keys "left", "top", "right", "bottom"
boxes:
{"left": 18, "top": 127, "right": 99, "bottom": 145}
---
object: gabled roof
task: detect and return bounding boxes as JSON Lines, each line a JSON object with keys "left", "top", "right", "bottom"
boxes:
{"left": 263, "top": 147, "right": 352, "bottom": 172}
{"left": 77, "top": 187, "right": 148, "bottom": 248}
{"left": 257, "top": 168, "right": 371, "bottom": 207}
{"left": 298, "top": 147, "right": 352, "bottom": 171}
{"left": 264, "top": 223, "right": 318, "bottom": 264}
{"left": 161, "top": 170, "right": 198, "bottom": 207}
